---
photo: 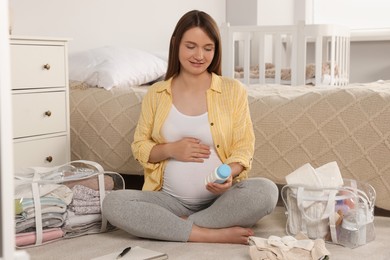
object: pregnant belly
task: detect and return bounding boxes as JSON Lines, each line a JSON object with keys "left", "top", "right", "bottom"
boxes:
{"left": 163, "top": 151, "right": 221, "bottom": 205}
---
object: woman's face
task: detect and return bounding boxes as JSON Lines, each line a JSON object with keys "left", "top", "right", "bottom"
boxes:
{"left": 178, "top": 27, "right": 215, "bottom": 76}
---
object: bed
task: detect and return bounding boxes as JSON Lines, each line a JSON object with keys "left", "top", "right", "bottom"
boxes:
{"left": 220, "top": 22, "right": 350, "bottom": 86}
{"left": 68, "top": 46, "right": 161, "bottom": 175}
{"left": 69, "top": 38, "right": 390, "bottom": 212}
{"left": 70, "top": 79, "right": 390, "bottom": 211}
{"left": 70, "top": 83, "right": 146, "bottom": 175}
{"left": 246, "top": 80, "right": 390, "bottom": 212}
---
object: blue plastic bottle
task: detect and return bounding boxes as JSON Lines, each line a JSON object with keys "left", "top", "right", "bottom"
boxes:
{"left": 205, "top": 164, "right": 231, "bottom": 184}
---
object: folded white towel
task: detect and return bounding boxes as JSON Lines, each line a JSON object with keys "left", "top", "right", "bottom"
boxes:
{"left": 285, "top": 161, "right": 344, "bottom": 212}
{"left": 285, "top": 163, "right": 322, "bottom": 187}
{"left": 286, "top": 161, "right": 343, "bottom": 188}
{"left": 315, "top": 161, "right": 344, "bottom": 188}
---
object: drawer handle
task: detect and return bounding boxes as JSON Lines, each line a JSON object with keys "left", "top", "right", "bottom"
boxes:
{"left": 43, "top": 64, "right": 51, "bottom": 70}
{"left": 46, "top": 156, "right": 53, "bottom": 163}
{"left": 44, "top": 110, "right": 52, "bottom": 117}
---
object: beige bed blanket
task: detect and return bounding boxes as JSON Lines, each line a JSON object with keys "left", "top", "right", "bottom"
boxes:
{"left": 247, "top": 80, "right": 390, "bottom": 211}
{"left": 70, "top": 80, "right": 390, "bottom": 211}
{"left": 70, "top": 84, "right": 146, "bottom": 175}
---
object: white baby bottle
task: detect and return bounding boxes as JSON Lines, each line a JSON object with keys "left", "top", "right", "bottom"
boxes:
{"left": 205, "top": 164, "right": 231, "bottom": 184}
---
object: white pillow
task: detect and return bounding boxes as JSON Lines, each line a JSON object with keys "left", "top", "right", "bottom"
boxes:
{"left": 69, "top": 46, "right": 167, "bottom": 90}
{"left": 152, "top": 51, "right": 169, "bottom": 62}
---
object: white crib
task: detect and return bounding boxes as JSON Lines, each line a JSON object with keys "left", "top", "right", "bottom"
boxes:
{"left": 221, "top": 22, "right": 350, "bottom": 86}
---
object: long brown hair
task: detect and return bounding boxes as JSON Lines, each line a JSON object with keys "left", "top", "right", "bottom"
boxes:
{"left": 165, "top": 10, "right": 222, "bottom": 80}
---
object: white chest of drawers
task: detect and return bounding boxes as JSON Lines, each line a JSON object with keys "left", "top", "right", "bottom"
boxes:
{"left": 10, "top": 36, "right": 70, "bottom": 170}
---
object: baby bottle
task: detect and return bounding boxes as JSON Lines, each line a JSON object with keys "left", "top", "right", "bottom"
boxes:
{"left": 205, "top": 164, "right": 231, "bottom": 184}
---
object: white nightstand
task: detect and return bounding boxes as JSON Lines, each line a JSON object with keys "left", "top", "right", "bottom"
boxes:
{"left": 10, "top": 36, "right": 70, "bottom": 170}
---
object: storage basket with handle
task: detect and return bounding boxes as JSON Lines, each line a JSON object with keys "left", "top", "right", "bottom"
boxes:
{"left": 281, "top": 178, "right": 376, "bottom": 248}
{"left": 14, "top": 160, "right": 125, "bottom": 248}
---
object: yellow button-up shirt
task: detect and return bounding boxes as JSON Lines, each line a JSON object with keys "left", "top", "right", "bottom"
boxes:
{"left": 131, "top": 73, "right": 255, "bottom": 191}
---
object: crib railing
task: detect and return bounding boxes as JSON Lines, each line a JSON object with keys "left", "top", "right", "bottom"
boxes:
{"left": 304, "top": 23, "right": 351, "bottom": 86}
{"left": 221, "top": 22, "right": 350, "bottom": 86}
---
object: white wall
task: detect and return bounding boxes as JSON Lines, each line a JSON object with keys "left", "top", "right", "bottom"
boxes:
{"left": 312, "top": 0, "right": 390, "bottom": 30}
{"left": 350, "top": 41, "right": 390, "bottom": 83}
{"left": 226, "top": 0, "right": 294, "bottom": 26}
{"left": 226, "top": 0, "right": 257, "bottom": 25}
{"left": 9, "top": 0, "right": 226, "bottom": 54}
{"left": 256, "top": 0, "right": 294, "bottom": 25}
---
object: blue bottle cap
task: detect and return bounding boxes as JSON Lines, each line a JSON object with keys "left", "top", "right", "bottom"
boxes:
{"left": 217, "top": 164, "right": 231, "bottom": 179}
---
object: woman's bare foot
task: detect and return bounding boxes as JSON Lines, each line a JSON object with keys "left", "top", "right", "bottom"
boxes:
{"left": 189, "top": 225, "right": 254, "bottom": 244}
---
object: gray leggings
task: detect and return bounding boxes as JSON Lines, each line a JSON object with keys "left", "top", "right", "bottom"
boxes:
{"left": 102, "top": 177, "right": 278, "bottom": 242}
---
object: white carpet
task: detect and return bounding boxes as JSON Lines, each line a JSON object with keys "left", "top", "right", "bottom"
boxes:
{"left": 21, "top": 207, "right": 390, "bottom": 260}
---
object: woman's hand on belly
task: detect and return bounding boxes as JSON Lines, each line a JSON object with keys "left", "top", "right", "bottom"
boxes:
{"left": 169, "top": 137, "right": 211, "bottom": 162}
{"left": 205, "top": 175, "right": 233, "bottom": 195}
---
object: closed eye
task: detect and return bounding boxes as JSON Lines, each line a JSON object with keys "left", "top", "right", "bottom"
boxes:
{"left": 184, "top": 42, "right": 214, "bottom": 51}
{"left": 185, "top": 44, "right": 196, "bottom": 50}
